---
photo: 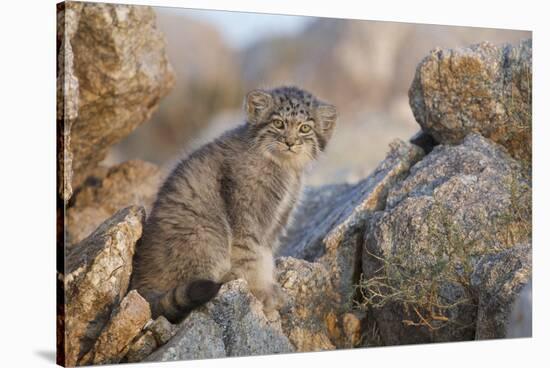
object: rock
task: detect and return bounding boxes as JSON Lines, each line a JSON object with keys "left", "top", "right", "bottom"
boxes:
{"left": 57, "top": 2, "right": 174, "bottom": 201}
{"left": 279, "top": 140, "right": 424, "bottom": 335}
{"left": 80, "top": 290, "right": 151, "bottom": 365}
{"left": 276, "top": 257, "right": 337, "bottom": 351}
{"left": 275, "top": 257, "right": 364, "bottom": 350}
{"left": 409, "top": 39, "right": 532, "bottom": 163}
{"left": 67, "top": 160, "right": 163, "bottom": 245}
{"left": 205, "top": 280, "right": 295, "bottom": 357}
{"left": 124, "top": 316, "right": 177, "bottom": 363}
{"left": 125, "top": 331, "right": 157, "bottom": 363}
{"left": 362, "top": 134, "right": 531, "bottom": 345}
{"left": 472, "top": 244, "right": 532, "bottom": 340}
{"left": 146, "top": 312, "right": 226, "bottom": 362}
{"left": 147, "top": 280, "right": 294, "bottom": 362}
{"left": 57, "top": 2, "right": 83, "bottom": 201}
{"left": 63, "top": 206, "right": 145, "bottom": 366}
{"left": 506, "top": 280, "right": 532, "bottom": 338}
{"left": 147, "top": 316, "right": 177, "bottom": 345}
{"left": 342, "top": 313, "right": 363, "bottom": 347}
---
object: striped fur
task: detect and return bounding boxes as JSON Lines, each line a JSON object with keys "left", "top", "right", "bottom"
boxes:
{"left": 130, "top": 86, "right": 337, "bottom": 323}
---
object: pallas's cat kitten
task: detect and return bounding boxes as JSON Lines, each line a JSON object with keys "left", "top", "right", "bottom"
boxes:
{"left": 131, "top": 86, "right": 337, "bottom": 323}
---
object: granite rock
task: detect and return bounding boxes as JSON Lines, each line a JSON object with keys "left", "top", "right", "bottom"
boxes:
{"left": 363, "top": 134, "right": 531, "bottom": 345}
{"left": 409, "top": 39, "right": 532, "bottom": 163}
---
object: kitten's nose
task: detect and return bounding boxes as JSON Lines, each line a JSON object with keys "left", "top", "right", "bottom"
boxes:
{"left": 285, "top": 139, "right": 295, "bottom": 148}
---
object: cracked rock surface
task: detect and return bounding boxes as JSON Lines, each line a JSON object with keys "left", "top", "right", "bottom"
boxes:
{"left": 64, "top": 206, "right": 145, "bottom": 366}
{"left": 57, "top": 2, "right": 174, "bottom": 201}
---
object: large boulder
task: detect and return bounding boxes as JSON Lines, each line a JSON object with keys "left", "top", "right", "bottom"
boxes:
{"left": 362, "top": 134, "right": 531, "bottom": 345}
{"left": 66, "top": 160, "right": 163, "bottom": 245}
{"left": 147, "top": 280, "right": 294, "bottom": 362}
{"left": 279, "top": 140, "right": 423, "bottom": 346}
{"left": 63, "top": 206, "right": 145, "bottom": 366}
{"left": 57, "top": 2, "right": 175, "bottom": 201}
{"left": 409, "top": 39, "right": 532, "bottom": 163}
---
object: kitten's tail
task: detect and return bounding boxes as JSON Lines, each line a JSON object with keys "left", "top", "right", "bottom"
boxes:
{"left": 151, "top": 279, "right": 222, "bottom": 323}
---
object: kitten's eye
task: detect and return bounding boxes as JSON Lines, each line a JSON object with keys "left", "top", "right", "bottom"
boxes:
{"left": 272, "top": 119, "right": 284, "bottom": 129}
{"left": 299, "top": 124, "right": 312, "bottom": 133}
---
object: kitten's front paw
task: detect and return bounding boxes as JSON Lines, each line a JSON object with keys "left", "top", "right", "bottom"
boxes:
{"left": 270, "top": 283, "right": 288, "bottom": 310}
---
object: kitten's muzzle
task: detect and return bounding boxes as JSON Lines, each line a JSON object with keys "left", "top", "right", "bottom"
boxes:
{"left": 284, "top": 139, "right": 296, "bottom": 148}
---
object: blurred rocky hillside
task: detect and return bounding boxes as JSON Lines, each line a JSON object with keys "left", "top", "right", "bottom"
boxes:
{"left": 107, "top": 11, "right": 529, "bottom": 185}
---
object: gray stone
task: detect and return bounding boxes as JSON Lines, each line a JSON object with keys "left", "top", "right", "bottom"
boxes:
{"left": 362, "top": 134, "right": 531, "bottom": 345}
{"left": 205, "top": 280, "right": 295, "bottom": 357}
{"left": 146, "top": 312, "right": 226, "bottom": 362}
{"left": 147, "top": 280, "right": 294, "bottom": 362}
{"left": 409, "top": 39, "right": 532, "bottom": 163}
{"left": 472, "top": 244, "right": 532, "bottom": 340}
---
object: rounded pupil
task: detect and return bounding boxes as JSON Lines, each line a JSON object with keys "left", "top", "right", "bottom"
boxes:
{"left": 274, "top": 120, "right": 283, "bottom": 128}
{"left": 300, "top": 125, "right": 311, "bottom": 133}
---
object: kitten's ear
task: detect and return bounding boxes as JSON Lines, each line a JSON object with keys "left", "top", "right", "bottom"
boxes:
{"left": 245, "top": 89, "right": 273, "bottom": 125}
{"left": 315, "top": 103, "right": 337, "bottom": 139}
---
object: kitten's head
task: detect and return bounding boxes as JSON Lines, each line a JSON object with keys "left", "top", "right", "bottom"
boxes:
{"left": 244, "top": 86, "right": 337, "bottom": 167}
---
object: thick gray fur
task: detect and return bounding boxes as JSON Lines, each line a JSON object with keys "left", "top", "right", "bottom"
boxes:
{"left": 130, "top": 86, "right": 337, "bottom": 323}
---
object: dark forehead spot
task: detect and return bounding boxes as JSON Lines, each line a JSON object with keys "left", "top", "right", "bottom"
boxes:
{"left": 299, "top": 109, "right": 305, "bottom": 114}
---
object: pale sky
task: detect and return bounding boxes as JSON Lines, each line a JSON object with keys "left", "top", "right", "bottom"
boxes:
{"left": 155, "top": 6, "right": 311, "bottom": 49}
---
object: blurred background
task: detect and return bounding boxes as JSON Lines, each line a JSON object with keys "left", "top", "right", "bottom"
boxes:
{"left": 104, "top": 6, "right": 530, "bottom": 185}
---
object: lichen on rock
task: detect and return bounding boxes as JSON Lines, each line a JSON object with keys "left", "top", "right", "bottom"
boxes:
{"left": 276, "top": 257, "right": 338, "bottom": 351}
{"left": 409, "top": 39, "right": 532, "bottom": 163}
{"left": 361, "top": 134, "right": 531, "bottom": 345}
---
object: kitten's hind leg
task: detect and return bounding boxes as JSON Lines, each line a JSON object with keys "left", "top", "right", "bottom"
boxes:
{"left": 230, "top": 244, "right": 287, "bottom": 313}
